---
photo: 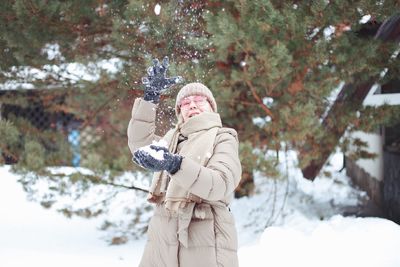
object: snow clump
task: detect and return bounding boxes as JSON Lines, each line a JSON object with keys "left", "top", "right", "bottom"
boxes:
{"left": 136, "top": 139, "right": 168, "bottom": 160}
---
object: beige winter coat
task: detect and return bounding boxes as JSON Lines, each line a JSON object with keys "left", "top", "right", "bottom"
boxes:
{"left": 127, "top": 98, "right": 242, "bottom": 267}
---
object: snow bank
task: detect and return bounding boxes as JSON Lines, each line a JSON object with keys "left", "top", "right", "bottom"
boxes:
{"left": 239, "top": 215, "right": 400, "bottom": 267}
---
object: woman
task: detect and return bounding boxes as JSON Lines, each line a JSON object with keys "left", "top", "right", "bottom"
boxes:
{"left": 127, "top": 57, "right": 242, "bottom": 267}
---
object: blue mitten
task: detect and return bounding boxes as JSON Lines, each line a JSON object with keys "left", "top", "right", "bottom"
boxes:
{"left": 142, "top": 57, "right": 183, "bottom": 104}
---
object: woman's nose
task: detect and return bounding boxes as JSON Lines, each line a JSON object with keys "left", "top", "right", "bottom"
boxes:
{"left": 188, "top": 100, "right": 197, "bottom": 108}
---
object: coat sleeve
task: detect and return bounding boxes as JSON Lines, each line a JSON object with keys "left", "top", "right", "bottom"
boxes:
{"left": 170, "top": 131, "right": 242, "bottom": 201}
{"left": 127, "top": 98, "right": 161, "bottom": 154}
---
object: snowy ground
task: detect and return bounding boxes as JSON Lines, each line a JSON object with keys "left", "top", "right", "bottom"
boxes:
{"left": 0, "top": 166, "right": 145, "bottom": 267}
{"left": 1, "top": 152, "right": 400, "bottom": 267}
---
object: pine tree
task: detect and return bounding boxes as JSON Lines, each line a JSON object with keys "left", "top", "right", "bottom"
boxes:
{"left": 203, "top": 1, "right": 400, "bottom": 184}
{"left": 1, "top": 0, "right": 400, "bottom": 241}
{"left": 0, "top": 0, "right": 216, "bottom": 242}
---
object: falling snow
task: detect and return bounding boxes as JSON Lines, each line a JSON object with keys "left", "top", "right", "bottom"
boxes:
{"left": 154, "top": 4, "right": 161, "bottom": 16}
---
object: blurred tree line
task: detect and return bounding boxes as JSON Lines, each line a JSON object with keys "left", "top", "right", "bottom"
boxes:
{"left": 1, "top": 0, "right": 400, "bottom": 242}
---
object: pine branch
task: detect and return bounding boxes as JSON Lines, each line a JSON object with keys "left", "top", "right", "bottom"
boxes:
{"left": 287, "top": 66, "right": 308, "bottom": 95}
{"left": 78, "top": 81, "right": 120, "bottom": 130}
{"left": 81, "top": 174, "right": 149, "bottom": 193}
{"left": 243, "top": 51, "right": 274, "bottom": 119}
{"left": 266, "top": 77, "right": 284, "bottom": 97}
{"left": 104, "top": 181, "right": 149, "bottom": 193}
{"left": 245, "top": 78, "right": 274, "bottom": 119}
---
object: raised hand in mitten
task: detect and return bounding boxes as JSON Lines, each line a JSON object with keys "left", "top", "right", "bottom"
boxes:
{"left": 133, "top": 145, "right": 182, "bottom": 174}
{"left": 142, "top": 56, "right": 183, "bottom": 104}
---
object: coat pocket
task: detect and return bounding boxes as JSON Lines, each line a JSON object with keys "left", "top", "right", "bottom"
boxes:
{"left": 214, "top": 207, "right": 238, "bottom": 251}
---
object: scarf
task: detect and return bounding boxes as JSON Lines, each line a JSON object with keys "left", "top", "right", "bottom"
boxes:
{"left": 148, "top": 111, "right": 222, "bottom": 207}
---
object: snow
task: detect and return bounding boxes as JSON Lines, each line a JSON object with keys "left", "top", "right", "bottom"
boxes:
{"left": 0, "top": 58, "right": 123, "bottom": 90}
{"left": 239, "top": 215, "right": 400, "bottom": 267}
{"left": 0, "top": 166, "right": 144, "bottom": 267}
{"left": 360, "top": 15, "right": 372, "bottom": 24}
{"left": 1, "top": 150, "right": 400, "bottom": 267}
{"left": 154, "top": 4, "right": 161, "bottom": 16}
{"left": 41, "top": 43, "right": 65, "bottom": 61}
{"left": 136, "top": 139, "right": 168, "bottom": 160}
{"left": 323, "top": 25, "right": 336, "bottom": 40}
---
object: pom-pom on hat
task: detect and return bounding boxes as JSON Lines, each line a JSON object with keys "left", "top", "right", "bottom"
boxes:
{"left": 175, "top": 82, "right": 217, "bottom": 115}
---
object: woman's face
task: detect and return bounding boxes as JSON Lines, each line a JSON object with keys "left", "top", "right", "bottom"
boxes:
{"left": 179, "top": 94, "right": 213, "bottom": 122}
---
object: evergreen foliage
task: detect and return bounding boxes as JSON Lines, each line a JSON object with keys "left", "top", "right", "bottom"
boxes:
{"left": 203, "top": 1, "right": 400, "bottom": 178}
{"left": 1, "top": 0, "right": 399, "bottom": 242}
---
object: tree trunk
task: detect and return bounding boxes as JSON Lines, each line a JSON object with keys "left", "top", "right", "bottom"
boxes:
{"left": 301, "top": 81, "right": 373, "bottom": 180}
{"left": 301, "top": 14, "right": 400, "bottom": 180}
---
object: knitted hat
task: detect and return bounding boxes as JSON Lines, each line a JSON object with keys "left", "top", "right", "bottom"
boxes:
{"left": 175, "top": 82, "right": 217, "bottom": 115}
